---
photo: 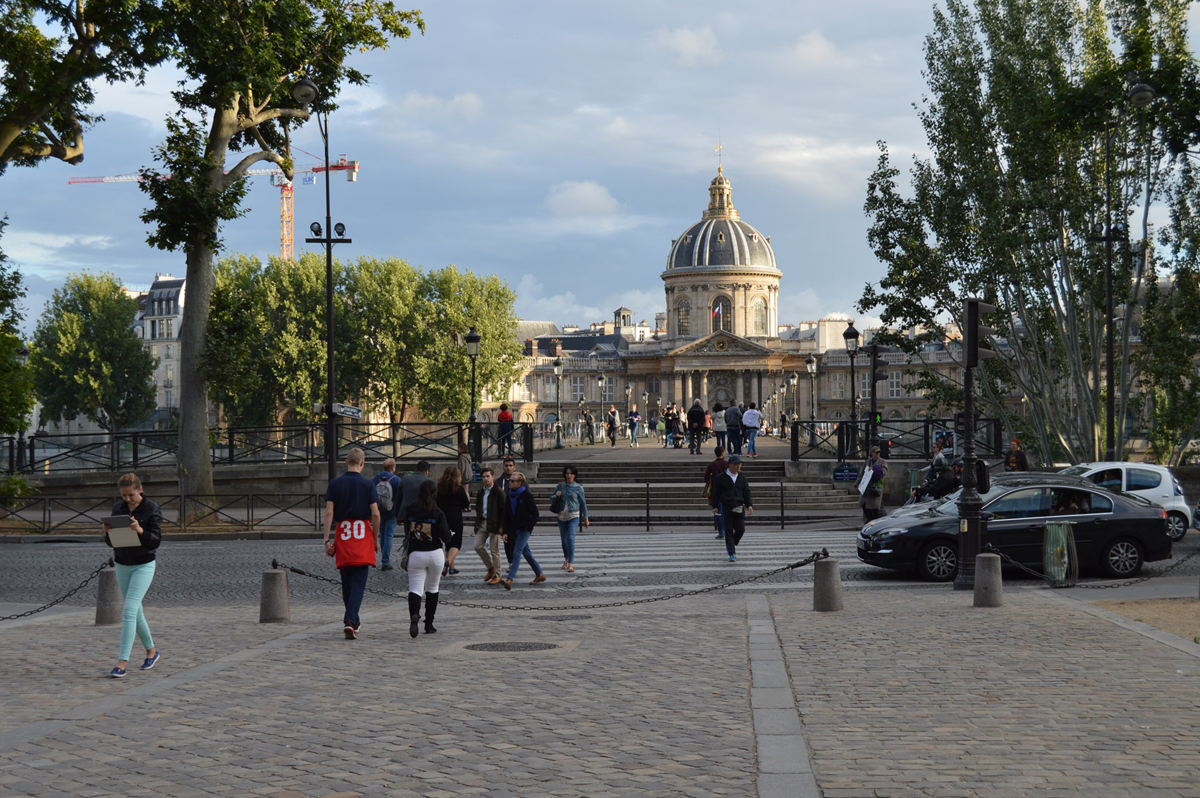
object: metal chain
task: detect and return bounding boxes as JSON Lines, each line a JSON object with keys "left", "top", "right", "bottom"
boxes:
{"left": 983, "top": 544, "right": 1200, "bottom": 590}
{"left": 0, "top": 559, "right": 113, "bottom": 622}
{"left": 270, "top": 549, "right": 830, "bottom": 612}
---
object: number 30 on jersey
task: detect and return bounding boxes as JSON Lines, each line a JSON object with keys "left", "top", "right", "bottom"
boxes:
{"left": 338, "top": 519, "right": 368, "bottom": 540}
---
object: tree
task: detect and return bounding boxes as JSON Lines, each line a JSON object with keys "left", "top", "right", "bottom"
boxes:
{"left": 0, "top": 218, "right": 35, "bottom": 433}
{"left": 29, "top": 272, "right": 156, "bottom": 432}
{"left": 860, "top": 0, "right": 1200, "bottom": 465}
{"left": 0, "top": 0, "right": 171, "bottom": 169}
{"left": 137, "top": 0, "right": 423, "bottom": 507}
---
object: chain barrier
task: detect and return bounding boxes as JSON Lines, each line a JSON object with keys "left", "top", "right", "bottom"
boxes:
{"left": 270, "top": 549, "right": 830, "bottom": 611}
{"left": 0, "top": 558, "right": 113, "bottom": 622}
{"left": 983, "top": 544, "right": 1200, "bottom": 590}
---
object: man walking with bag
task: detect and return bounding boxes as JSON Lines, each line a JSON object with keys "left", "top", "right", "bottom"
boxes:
{"left": 724, "top": 402, "right": 744, "bottom": 456}
{"left": 712, "top": 455, "right": 753, "bottom": 561}
{"left": 686, "top": 399, "right": 707, "bottom": 455}
{"left": 373, "top": 458, "right": 402, "bottom": 571}
{"left": 323, "top": 448, "right": 381, "bottom": 639}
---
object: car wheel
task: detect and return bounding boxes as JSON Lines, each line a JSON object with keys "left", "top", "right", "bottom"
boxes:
{"left": 917, "top": 540, "right": 958, "bottom": 582}
{"left": 1166, "top": 512, "right": 1188, "bottom": 542}
{"left": 1101, "top": 538, "right": 1143, "bottom": 579}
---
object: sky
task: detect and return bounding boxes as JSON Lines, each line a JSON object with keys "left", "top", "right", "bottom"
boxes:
{"left": 4, "top": 0, "right": 952, "bottom": 335}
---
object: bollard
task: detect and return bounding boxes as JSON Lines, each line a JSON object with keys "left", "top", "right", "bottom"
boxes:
{"left": 259, "top": 569, "right": 291, "bottom": 623}
{"left": 973, "top": 553, "right": 1003, "bottom": 608}
{"left": 95, "top": 568, "right": 122, "bottom": 626}
{"left": 812, "top": 558, "right": 844, "bottom": 612}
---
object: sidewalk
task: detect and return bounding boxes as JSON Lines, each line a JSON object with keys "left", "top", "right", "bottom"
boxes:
{"left": 1, "top": 580, "right": 1198, "bottom": 796}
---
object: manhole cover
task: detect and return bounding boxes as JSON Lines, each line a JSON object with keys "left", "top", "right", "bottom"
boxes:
{"left": 465, "top": 642, "right": 560, "bottom": 652}
{"left": 535, "top": 614, "right": 592, "bottom": 622}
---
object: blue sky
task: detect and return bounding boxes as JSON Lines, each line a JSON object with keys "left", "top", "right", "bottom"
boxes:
{"left": 5, "top": 0, "right": 951, "bottom": 334}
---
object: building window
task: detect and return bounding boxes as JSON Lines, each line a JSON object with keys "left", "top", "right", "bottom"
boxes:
{"left": 521, "top": 376, "right": 532, "bottom": 401}
{"left": 888, "top": 409, "right": 904, "bottom": 420}
{"left": 150, "top": 320, "right": 157, "bottom": 339}
{"left": 165, "top": 319, "right": 173, "bottom": 338}
{"left": 151, "top": 345, "right": 158, "bottom": 359}
{"left": 888, "top": 371, "right": 902, "bottom": 398}
{"left": 859, "top": 371, "right": 872, "bottom": 399}
{"left": 830, "top": 373, "right": 845, "bottom": 400}
{"left": 711, "top": 296, "right": 732, "bottom": 333}
{"left": 603, "top": 376, "right": 614, "bottom": 402}
{"left": 165, "top": 345, "right": 171, "bottom": 359}
{"left": 647, "top": 376, "right": 661, "bottom": 394}
{"left": 717, "top": 231, "right": 725, "bottom": 242}
{"left": 751, "top": 298, "right": 767, "bottom": 336}
{"left": 677, "top": 299, "right": 691, "bottom": 336}
{"left": 571, "top": 376, "right": 585, "bottom": 401}
{"left": 165, "top": 390, "right": 173, "bottom": 409}
{"left": 544, "top": 374, "right": 558, "bottom": 402}
{"left": 165, "top": 364, "right": 173, "bottom": 386}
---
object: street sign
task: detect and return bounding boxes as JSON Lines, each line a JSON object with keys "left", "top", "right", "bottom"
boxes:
{"left": 833, "top": 464, "right": 859, "bottom": 482}
{"left": 333, "top": 402, "right": 363, "bottom": 420}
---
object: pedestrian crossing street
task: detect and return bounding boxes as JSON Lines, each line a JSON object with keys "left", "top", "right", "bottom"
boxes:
{"left": 441, "top": 526, "right": 927, "bottom": 594}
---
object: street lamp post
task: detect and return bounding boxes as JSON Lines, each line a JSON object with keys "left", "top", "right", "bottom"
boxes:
{"left": 843, "top": 322, "right": 860, "bottom": 460}
{"left": 806, "top": 353, "right": 818, "bottom": 447}
{"left": 553, "top": 358, "right": 565, "bottom": 449}
{"left": 465, "top": 327, "right": 481, "bottom": 461}
{"left": 1088, "top": 80, "right": 1155, "bottom": 461}
{"left": 295, "top": 77, "right": 352, "bottom": 483}
{"left": 15, "top": 346, "right": 29, "bottom": 470}
{"left": 597, "top": 372, "right": 606, "bottom": 443}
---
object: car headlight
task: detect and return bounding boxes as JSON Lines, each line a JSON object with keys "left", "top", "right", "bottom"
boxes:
{"left": 874, "top": 528, "right": 908, "bottom": 540}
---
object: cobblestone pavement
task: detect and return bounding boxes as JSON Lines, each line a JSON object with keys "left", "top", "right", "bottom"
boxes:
{"left": 771, "top": 588, "right": 1200, "bottom": 797}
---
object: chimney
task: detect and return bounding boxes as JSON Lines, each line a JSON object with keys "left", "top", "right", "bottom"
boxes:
{"left": 524, "top": 338, "right": 535, "bottom": 356}
{"left": 552, "top": 338, "right": 563, "bottom": 356}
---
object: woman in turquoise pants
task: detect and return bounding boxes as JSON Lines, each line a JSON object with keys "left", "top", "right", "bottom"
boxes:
{"left": 102, "top": 473, "right": 163, "bottom": 678}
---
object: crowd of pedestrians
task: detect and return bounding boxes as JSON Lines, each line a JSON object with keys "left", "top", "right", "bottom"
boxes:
{"left": 637, "top": 399, "right": 773, "bottom": 457}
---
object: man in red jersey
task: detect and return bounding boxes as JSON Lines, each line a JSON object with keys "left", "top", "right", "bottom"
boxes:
{"left": 323, "top": 448, "right": 381, "bottom": 639}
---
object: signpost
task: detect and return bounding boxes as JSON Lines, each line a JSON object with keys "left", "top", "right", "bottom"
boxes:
{"left": 833, "top": 464, "right": 859, "bottom": 482}
{"left": 333, "top": 403, "right": 363, "bottom": 420}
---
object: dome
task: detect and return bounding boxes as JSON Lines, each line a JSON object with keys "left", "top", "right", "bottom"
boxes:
{"left": 665, "top": 168, "right": 777, "bottom": 272}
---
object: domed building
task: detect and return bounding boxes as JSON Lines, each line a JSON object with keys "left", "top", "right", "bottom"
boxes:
{"left": 663, "top": 167, "right": 782, "bottom": 340}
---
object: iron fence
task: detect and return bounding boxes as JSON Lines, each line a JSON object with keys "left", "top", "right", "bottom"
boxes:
{"left": 0, "top": 493, "right": 326, "bottom": 533}
{"left": 791, "top": 416, "right": 1002, "bottom": 462}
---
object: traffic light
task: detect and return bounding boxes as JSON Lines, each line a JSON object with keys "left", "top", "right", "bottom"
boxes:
{"left": 976, "top": 459, "right": 991, "bottom": 493}
{"left": 964, "top": 297, "right": 998, "bottom": 368}
{"left": 954, "top": 411, "right": 966, "bottom": 436}
{"left": 866, "top": 344, "right": 888, "bottom": 386}
{"left": 871, "top": 411, "right": 883, "bottom": 425}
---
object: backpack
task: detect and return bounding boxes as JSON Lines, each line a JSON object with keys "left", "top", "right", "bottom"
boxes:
{"left": 374, "top": 475, "right": 395, "bottom": 512}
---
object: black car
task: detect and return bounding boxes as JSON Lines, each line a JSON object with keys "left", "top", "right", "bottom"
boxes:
{"left": 857, "top": 475, "right": 1173, "bottom": 582}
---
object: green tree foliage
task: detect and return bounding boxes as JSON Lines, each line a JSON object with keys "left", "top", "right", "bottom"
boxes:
{"left": 860, "top": 0, "right": 1200, "bottom": 465}
{"left": 206, "top": 255, "right": 523, "bottom": 424}
{"left": 29, "top": 272, "right": 156, "bottom": 431}
{"left": 0, "top": 218, "right": 35, "bottom": 433}
{"left": 135, "top": 0, "right": 422, "bottom": 501}
{"left": 0, "top": 0, "right": 171, "bottom": 169}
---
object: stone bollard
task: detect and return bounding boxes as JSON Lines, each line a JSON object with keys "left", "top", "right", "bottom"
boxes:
{"left": 260, "top": 569, "right": 290, "bottom": 623}
{"left": 973, "top": 553, "right": 1003, "bottom": 608}
{"left": 95, "top": 568, "right": 122, "bottom": 626}
{"left": 813, "top": 558, "right": 844, "bottom": 612}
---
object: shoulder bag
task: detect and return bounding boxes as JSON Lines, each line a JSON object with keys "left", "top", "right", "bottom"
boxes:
{"left": 550, "top": 482, "right": 566, "bottom": 514}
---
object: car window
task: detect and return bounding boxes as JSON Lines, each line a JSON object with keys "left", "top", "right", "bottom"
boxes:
{"left": 1049, "top": 488, "right": 1092, "bottom": 515}
{"left": 934, "top": 484, "right": 1008, "bottom": 515}
{"left": 1087, "top": 492, "right": 1114, "bottom": 513}
{"left": 985, "top": 488, "right": 1050, "bottom": 519}
{"left": 1127, "top": 468, "right": 1163, "bottom": 491}
{"left": 1060, "top": 466, "right": 1089, "bottom": 477}
{"left": 1087, "top": 468, "right": 1122, "bottom": 491}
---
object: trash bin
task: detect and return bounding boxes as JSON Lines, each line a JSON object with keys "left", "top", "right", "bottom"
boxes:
{"left": 1043, "top": 520, "right": 1078, "bottom": 587}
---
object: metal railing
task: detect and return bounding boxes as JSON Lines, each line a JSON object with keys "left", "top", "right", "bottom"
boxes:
{"left": 790, "top": 416, "right": 1002, "bottom": 461}
{"left": 0, "top": 493, "right": 326, "bottom": 533}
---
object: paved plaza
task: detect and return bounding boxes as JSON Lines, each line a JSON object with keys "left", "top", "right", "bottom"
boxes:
{"left": 1, "top": 530, "right": 1199, "bottom": 797}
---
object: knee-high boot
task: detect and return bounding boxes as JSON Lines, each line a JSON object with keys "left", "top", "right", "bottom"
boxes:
{"left": 424, "top": 591, "right": 439, "bottom": 634}
{"left": 408, "top": 592, "right": 421, "bottom": 638}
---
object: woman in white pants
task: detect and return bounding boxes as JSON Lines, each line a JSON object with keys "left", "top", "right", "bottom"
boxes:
{"left": 402, "top": 481, "right": 452, "bottom": 639}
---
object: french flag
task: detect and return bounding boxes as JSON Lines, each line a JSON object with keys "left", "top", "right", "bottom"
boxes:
{"left": 712, "top": 304, "right": 722, "bottom": 319}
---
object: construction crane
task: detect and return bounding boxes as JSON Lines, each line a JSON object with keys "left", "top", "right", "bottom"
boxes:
{"left": 68, "top": 153, "right": 360, "bottom": 260}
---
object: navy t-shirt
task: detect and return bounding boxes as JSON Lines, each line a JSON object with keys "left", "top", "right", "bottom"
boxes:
{"left": 325, "top": 471, "right": 379, "bottom": 524}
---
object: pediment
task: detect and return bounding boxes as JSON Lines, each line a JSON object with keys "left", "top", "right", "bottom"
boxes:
{"left": 669, "top": 331, "right": 773, "bottom": 357}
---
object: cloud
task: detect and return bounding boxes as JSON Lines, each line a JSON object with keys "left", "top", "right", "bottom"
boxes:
{"left": 90, "top": 65, "right": 186, "bottom": 130}
{"left": 793, "top": 31, "right": 837, "bottom": 67}
{"left": 401, "top": 91, "right": 484, "bottom": 120}
{"left": 546, "top": 181, "right": 621, "bottom": 217}
{"left": 4, "top": 231, "right": 114, "bottom": 266}
{"left": 748, "top": 134, "right": 880, "bottom": 197}
{"left": 654, "top": 26, "right": 723, "bottom": 65}
{"left": 515, "top": 274, "right": 605, "bottom": 324}
{"left": 778, "top": 288, "right": 824, "bottom": 323}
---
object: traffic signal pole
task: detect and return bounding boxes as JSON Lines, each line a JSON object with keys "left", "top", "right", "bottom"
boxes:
{"left": 954, "top": 297, "right": 996, "bottom": 591}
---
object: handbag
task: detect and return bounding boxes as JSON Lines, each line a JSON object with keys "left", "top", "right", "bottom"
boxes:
{"left": 549, "top": 482, "right": 565, "bottom": 514}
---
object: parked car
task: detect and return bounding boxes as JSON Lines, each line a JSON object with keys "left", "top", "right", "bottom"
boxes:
{"left": 857, "top": 476, "right": 1173, "bottom": 582}
{"left": 1059, "top": 462, "right": 1191, "bottom": 541}
{"left": 888, "top": 472, "right": 1096, "bottom": 521}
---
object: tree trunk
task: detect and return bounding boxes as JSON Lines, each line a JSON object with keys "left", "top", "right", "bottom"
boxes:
{"left": 177, "top": 240, "right": 217, "bottom": 515}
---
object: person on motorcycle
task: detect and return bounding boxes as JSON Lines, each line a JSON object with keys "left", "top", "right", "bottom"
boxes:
{"left": 912, "top": 457, "right": 963, "bottom": 502}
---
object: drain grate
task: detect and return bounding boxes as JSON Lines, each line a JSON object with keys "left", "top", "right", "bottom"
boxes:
{"left": 465, "top": 642, "right": 560, "bottom": 652}
{"left": 534, "top": 614, "right": 593, "bottom": 622}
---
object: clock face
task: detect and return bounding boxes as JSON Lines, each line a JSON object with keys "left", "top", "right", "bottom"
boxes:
{"left": 714, "top": 339, "right": 729, "bottom": 352}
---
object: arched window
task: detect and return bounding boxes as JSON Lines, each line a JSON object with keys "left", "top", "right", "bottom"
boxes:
{"left": 751, "top": 297, "right": 767, "bottom": 335}
{"left": 677, "top": 298, "right": 691, "bottom": 336}
{"left": 711, "top": 296, "right": 732, "bottom": 333}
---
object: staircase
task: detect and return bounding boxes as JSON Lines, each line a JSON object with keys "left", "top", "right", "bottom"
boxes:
{"left": 527, "top": 459, "right": 859, "bottom": 525}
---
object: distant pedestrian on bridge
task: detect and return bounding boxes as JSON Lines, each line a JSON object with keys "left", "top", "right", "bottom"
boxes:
{"left": 687, "top": 399, "right": 707, "bottom": 455}
{"left": 323, "top": 448, "right": 381, "bottom": 640}
{"left": 497, "top": 403, "right": 515, "bottom": 456}
{"left": 742, "top": 402, "right": 762, "bottom": 458}
{"left": 724, "top": 402, "right": 743, "bottom": 456}
{"left": 606, "top": 404, "right": 620, "bottom": 447}
{"left": 101, "top": 472, "right": 162, "bottom": 678}
{"left": 712, "top": 455, "right": 753, "bottom": 561}
{"left": 628, "top": 404, "right": 641, "bottom": 448}
{"left": 705, "top": 446, "right": 728, "bottom": 541}
{"left": 711, "top": 402, "right": 727, "bottom": 450}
